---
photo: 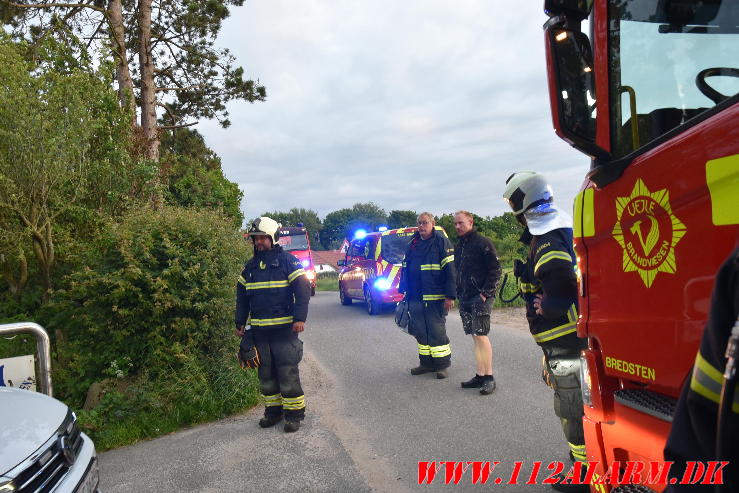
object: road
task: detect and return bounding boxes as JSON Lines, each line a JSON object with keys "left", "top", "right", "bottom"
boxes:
{"left": 99, "top": 292, "right": 568, "bottom": 492}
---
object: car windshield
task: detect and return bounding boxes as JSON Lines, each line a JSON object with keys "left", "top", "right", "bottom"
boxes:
{"left": 380, "top": 232, "right": 414, "bottom": 265}
{"left": 278, "top": 233, "right": 309, "bottom": 251}
{"left": 608, "top": 0, "right": 739, "bottom": 157}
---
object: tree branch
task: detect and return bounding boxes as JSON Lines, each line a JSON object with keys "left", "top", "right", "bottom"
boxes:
{"left": 158, "top": 121, "right": 198, "bottom": 129}
{"left": 0, "top": 0, "right": 104, "bottom": 12}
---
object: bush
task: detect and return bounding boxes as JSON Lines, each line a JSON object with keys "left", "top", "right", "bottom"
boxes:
{"left": 35, "top": 206, "right": 258, "bottom": 448}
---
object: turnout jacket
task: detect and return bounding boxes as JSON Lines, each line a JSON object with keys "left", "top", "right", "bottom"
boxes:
{"left": 454, "top": 229, "right": 501, "bottom": 302}
{"left": 235, "top": 245, "right": 311, "bottom": 330}
{"left": 399, "top": 230, "right": 457, "bottom": 302}
{"left": 664, "top": 246, "right": 739, "bottom": 490}
{"left": 515, "top": 227, "right": 583, "bottom": 349}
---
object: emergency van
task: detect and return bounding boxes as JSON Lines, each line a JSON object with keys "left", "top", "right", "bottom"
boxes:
{"left": 338, "top": 226, "right": 448, "bottom": 315}
{"left": 277, "top": 226, "right": 317, "bottom": 296}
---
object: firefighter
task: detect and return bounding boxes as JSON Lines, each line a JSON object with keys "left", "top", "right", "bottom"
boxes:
{"left": 503, "top": 172, "right": 587, "bottom": 492}
{"left": 235, "top": 216, "right": 311, "bottom": 433}
{"left": 664, "top": 245, "right": 739, "bottom": 492}
{"left": 398, "top": 212, "right": 457, "bottom": 379}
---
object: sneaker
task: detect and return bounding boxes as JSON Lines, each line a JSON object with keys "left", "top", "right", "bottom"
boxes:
{"left": 461, "top": 374, "right": 483, "bottom": 388}
{"left": 284, "top": 421, "right": 301, "bottom": 433}
{"left": 436, "top": 370, "right": 448, "bottom": 379}
{"left": 259, "top": 415, "right": 283, "bottom": 428}
{"left": 410, "top": 366, "right": 434, "bottom": 375}
{"left": 479, "top": 377, "right": 496, "bottom": 395}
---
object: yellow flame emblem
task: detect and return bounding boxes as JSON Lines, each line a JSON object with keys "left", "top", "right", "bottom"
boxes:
{"left": 612, "top": 179, "right": 686, "bottom": 288}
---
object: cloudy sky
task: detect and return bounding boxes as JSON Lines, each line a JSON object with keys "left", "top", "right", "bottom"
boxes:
{"left": 197, "top": 1, "right": 591, "bottom": 224}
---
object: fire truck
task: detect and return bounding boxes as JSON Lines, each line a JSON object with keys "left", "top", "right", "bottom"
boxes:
{"left": 277, "top": 226, "right": 317, "bottom": 296}
{"left": 543, "top": 0, "right": 738, "bottom": 490}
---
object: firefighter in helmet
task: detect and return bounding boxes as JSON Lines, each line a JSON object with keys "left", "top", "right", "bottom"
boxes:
{"left": 398, "top": 212, "right": 457, "bottom": 379}
{"left": 503, "top": 172, "right": 588, "bottom": 491}
{"left": 236, "top": 216, "right": 311, "bottom": 433}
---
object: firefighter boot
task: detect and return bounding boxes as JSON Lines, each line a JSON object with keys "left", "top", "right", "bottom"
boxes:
{"left": 259, "top": 414, "right": 283, "bottom": 428}
{"left": 410, "top": 366, "right": 434, "bottom": 375}
{"left": 436, "top": 370, "right": 448, "bottom": 379}
{"left": 284, "top": 421, "right": 301, "bottom": 433}
{"left": 461, "top": 374, "right": 483, "bottom": 388}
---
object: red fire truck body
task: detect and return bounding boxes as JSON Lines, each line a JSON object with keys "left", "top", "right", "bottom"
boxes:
{"left": 543, "top": 0, "right": 738, "bottom": 490}
{"left": 277, "top": 226, "right": 317, "bottom": 296}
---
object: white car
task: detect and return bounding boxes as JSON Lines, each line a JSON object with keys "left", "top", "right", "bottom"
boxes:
{"left": 0, "top": 387, "right": 99, "bottom": 493}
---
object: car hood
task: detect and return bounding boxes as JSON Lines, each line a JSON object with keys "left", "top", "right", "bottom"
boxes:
{"left": 0, "top": 387, "right": 67, "bottom": 475}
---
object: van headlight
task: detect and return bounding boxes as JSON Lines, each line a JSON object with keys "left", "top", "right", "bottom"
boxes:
{"left": 0, "top": 480, "right": 17, "bottom": 492}
{"left": 580, "top": 355, "right": 593, "bottom": 407}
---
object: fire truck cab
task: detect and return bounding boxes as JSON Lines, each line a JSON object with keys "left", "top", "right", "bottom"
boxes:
{"left": 543, "top": 0, "right": 738, "bottom": 490}
{"left": 277, "top": 226, "right": 317, "bottom": 296}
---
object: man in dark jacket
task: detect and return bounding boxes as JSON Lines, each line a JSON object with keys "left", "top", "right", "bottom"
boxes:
{"left": 664, "top": 244, "right": 739, "bottom": 491}
{"left": 236, "top": 216, "right": 311, "bottom": 433}
{"left": 454, "top": 210, "right": 501, "bottom": 395}
{"left": 398, "top": 212, "right": 457, "bottom": 379}
{"left": 504, "top": 172, "right": 587, "bottom": 492}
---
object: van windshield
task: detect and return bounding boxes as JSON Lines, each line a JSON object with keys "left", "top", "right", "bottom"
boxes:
{"left": 381, "top": 232, "right": 414, "bottom": 264}
{"left": 278, "top": 234, "right": 309, "bottom": 251}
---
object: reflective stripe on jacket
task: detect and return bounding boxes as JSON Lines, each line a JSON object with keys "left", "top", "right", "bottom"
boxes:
{"left": 516, "top": 227, "right": 583, "bottom": 349}
{"left": 398, "top": 230, "right": 457, "bottom": 302}
{"left": 235, "top": 245, "right": 311, "bottom": 329}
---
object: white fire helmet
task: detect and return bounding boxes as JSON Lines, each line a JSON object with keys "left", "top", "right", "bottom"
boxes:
{"left": 247, "top": 217, "right": 281, "bottom": 244}
{"left": 503, "top": 171, "right": 553, "bottom": 216}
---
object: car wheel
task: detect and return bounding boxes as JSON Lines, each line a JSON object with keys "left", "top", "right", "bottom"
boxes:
{"left": 364, "top": 285, "right": 379, "bottom": 315}
{"left": 339, "top": 283, "right": 352, "bottom": 305}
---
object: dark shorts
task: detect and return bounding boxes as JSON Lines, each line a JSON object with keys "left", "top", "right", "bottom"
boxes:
{"left": 459, "top": 296, "right": 493, "bottom": 336}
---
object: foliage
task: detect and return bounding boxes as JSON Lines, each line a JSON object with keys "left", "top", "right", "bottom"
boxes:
{"left": 387, "top": 210, "right": 418, "bottom": 229}
{"left": 262, "top": 208, "right": 323, "bottom": 248}
{"left": 0, "top": 36, "right": 141, "bottom": 301}
{"left": 315, "top": 275, "right": 338, "bottom": 292}
{"left": 2, "top": 0, "right": 266, "bottom": 160}
{"left": 39, "top": 206, "right": 250, "bottom": 406}
{"left": 320, "top": 202, "right": 387, "bottom": 249}
{"left": 160, "top": 128, "right": 243, "bottom": 228}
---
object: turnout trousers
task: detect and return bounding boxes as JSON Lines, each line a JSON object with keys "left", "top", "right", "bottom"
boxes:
{"left": 409, "top": 300, "right": 451, "bottom": 370}
{"left": 253, "top": 327, "right": 306, "bottom": 422}
{"left": 542, "top": 346, "right": 586, "bottom": 463}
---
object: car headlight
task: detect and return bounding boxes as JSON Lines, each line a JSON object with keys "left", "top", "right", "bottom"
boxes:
{"left": 0, "top": 480, "right": 17, "bottom": 492}
{"left": 374, "top": 278, "right": 391, "bottom": 290}
{"left": 306, "top": 270, "right": 316, "bottom": 280}
{"left": 580, "top": 355, "right": 592, "bottom": 407}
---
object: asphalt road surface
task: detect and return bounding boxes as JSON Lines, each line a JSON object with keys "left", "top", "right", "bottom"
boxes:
{"left": 99, "top": 292, "right": 568, "bottom": 492}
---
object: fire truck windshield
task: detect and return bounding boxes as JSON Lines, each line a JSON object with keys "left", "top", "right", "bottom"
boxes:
{"left": 608, "top": 0, "right": 739, "bottom": 158}
{"left": 278, "top": 233, "right": 309, "bottom": 251}
{"left": 381, "top": 233, "right": 414, "bottom": 265}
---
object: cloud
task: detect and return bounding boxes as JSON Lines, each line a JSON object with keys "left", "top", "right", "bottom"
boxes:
{"left": 199, "top": 0, "right": 591, "bottom": 223}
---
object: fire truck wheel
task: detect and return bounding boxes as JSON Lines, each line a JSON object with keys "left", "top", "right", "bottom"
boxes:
{"left": 339, "top": 283, "right": 352, "bottom": 305}
{"left": 364, "top": 285, "right": 380, "bottom": 315}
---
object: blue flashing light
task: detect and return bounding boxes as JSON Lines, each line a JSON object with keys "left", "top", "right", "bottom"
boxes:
{"left": 354, "top": 229, "right": 367, "bottom": 239}
{"left": 301, "top": 259, "right": 310, "bottom": 268}
{"left": 374, "top": 278, "right": 391, "bottom": 290}
{"left": 378, "top": 226, "right": 388, "bottom": 232}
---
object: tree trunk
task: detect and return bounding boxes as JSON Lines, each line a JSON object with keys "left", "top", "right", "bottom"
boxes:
{"left": 0, "top": 247, "right": 29, "bottom": 300}
{"left": 107, "top": 0, "right": 136, "bottom": 126}
{"left": 137, "top": 0, "right": 159, "bottom": 162}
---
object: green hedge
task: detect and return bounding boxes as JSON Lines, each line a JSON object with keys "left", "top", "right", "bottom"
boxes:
{"left": 36, "top": 206, "right": 259, "bottom": 449}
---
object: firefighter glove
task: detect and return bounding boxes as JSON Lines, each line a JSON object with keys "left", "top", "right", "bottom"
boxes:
{"left": 513, "top": 259, "right": 526, "bottom": 278}
{"left": 238, "top": 344, "right": 260, "bottom": 369}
